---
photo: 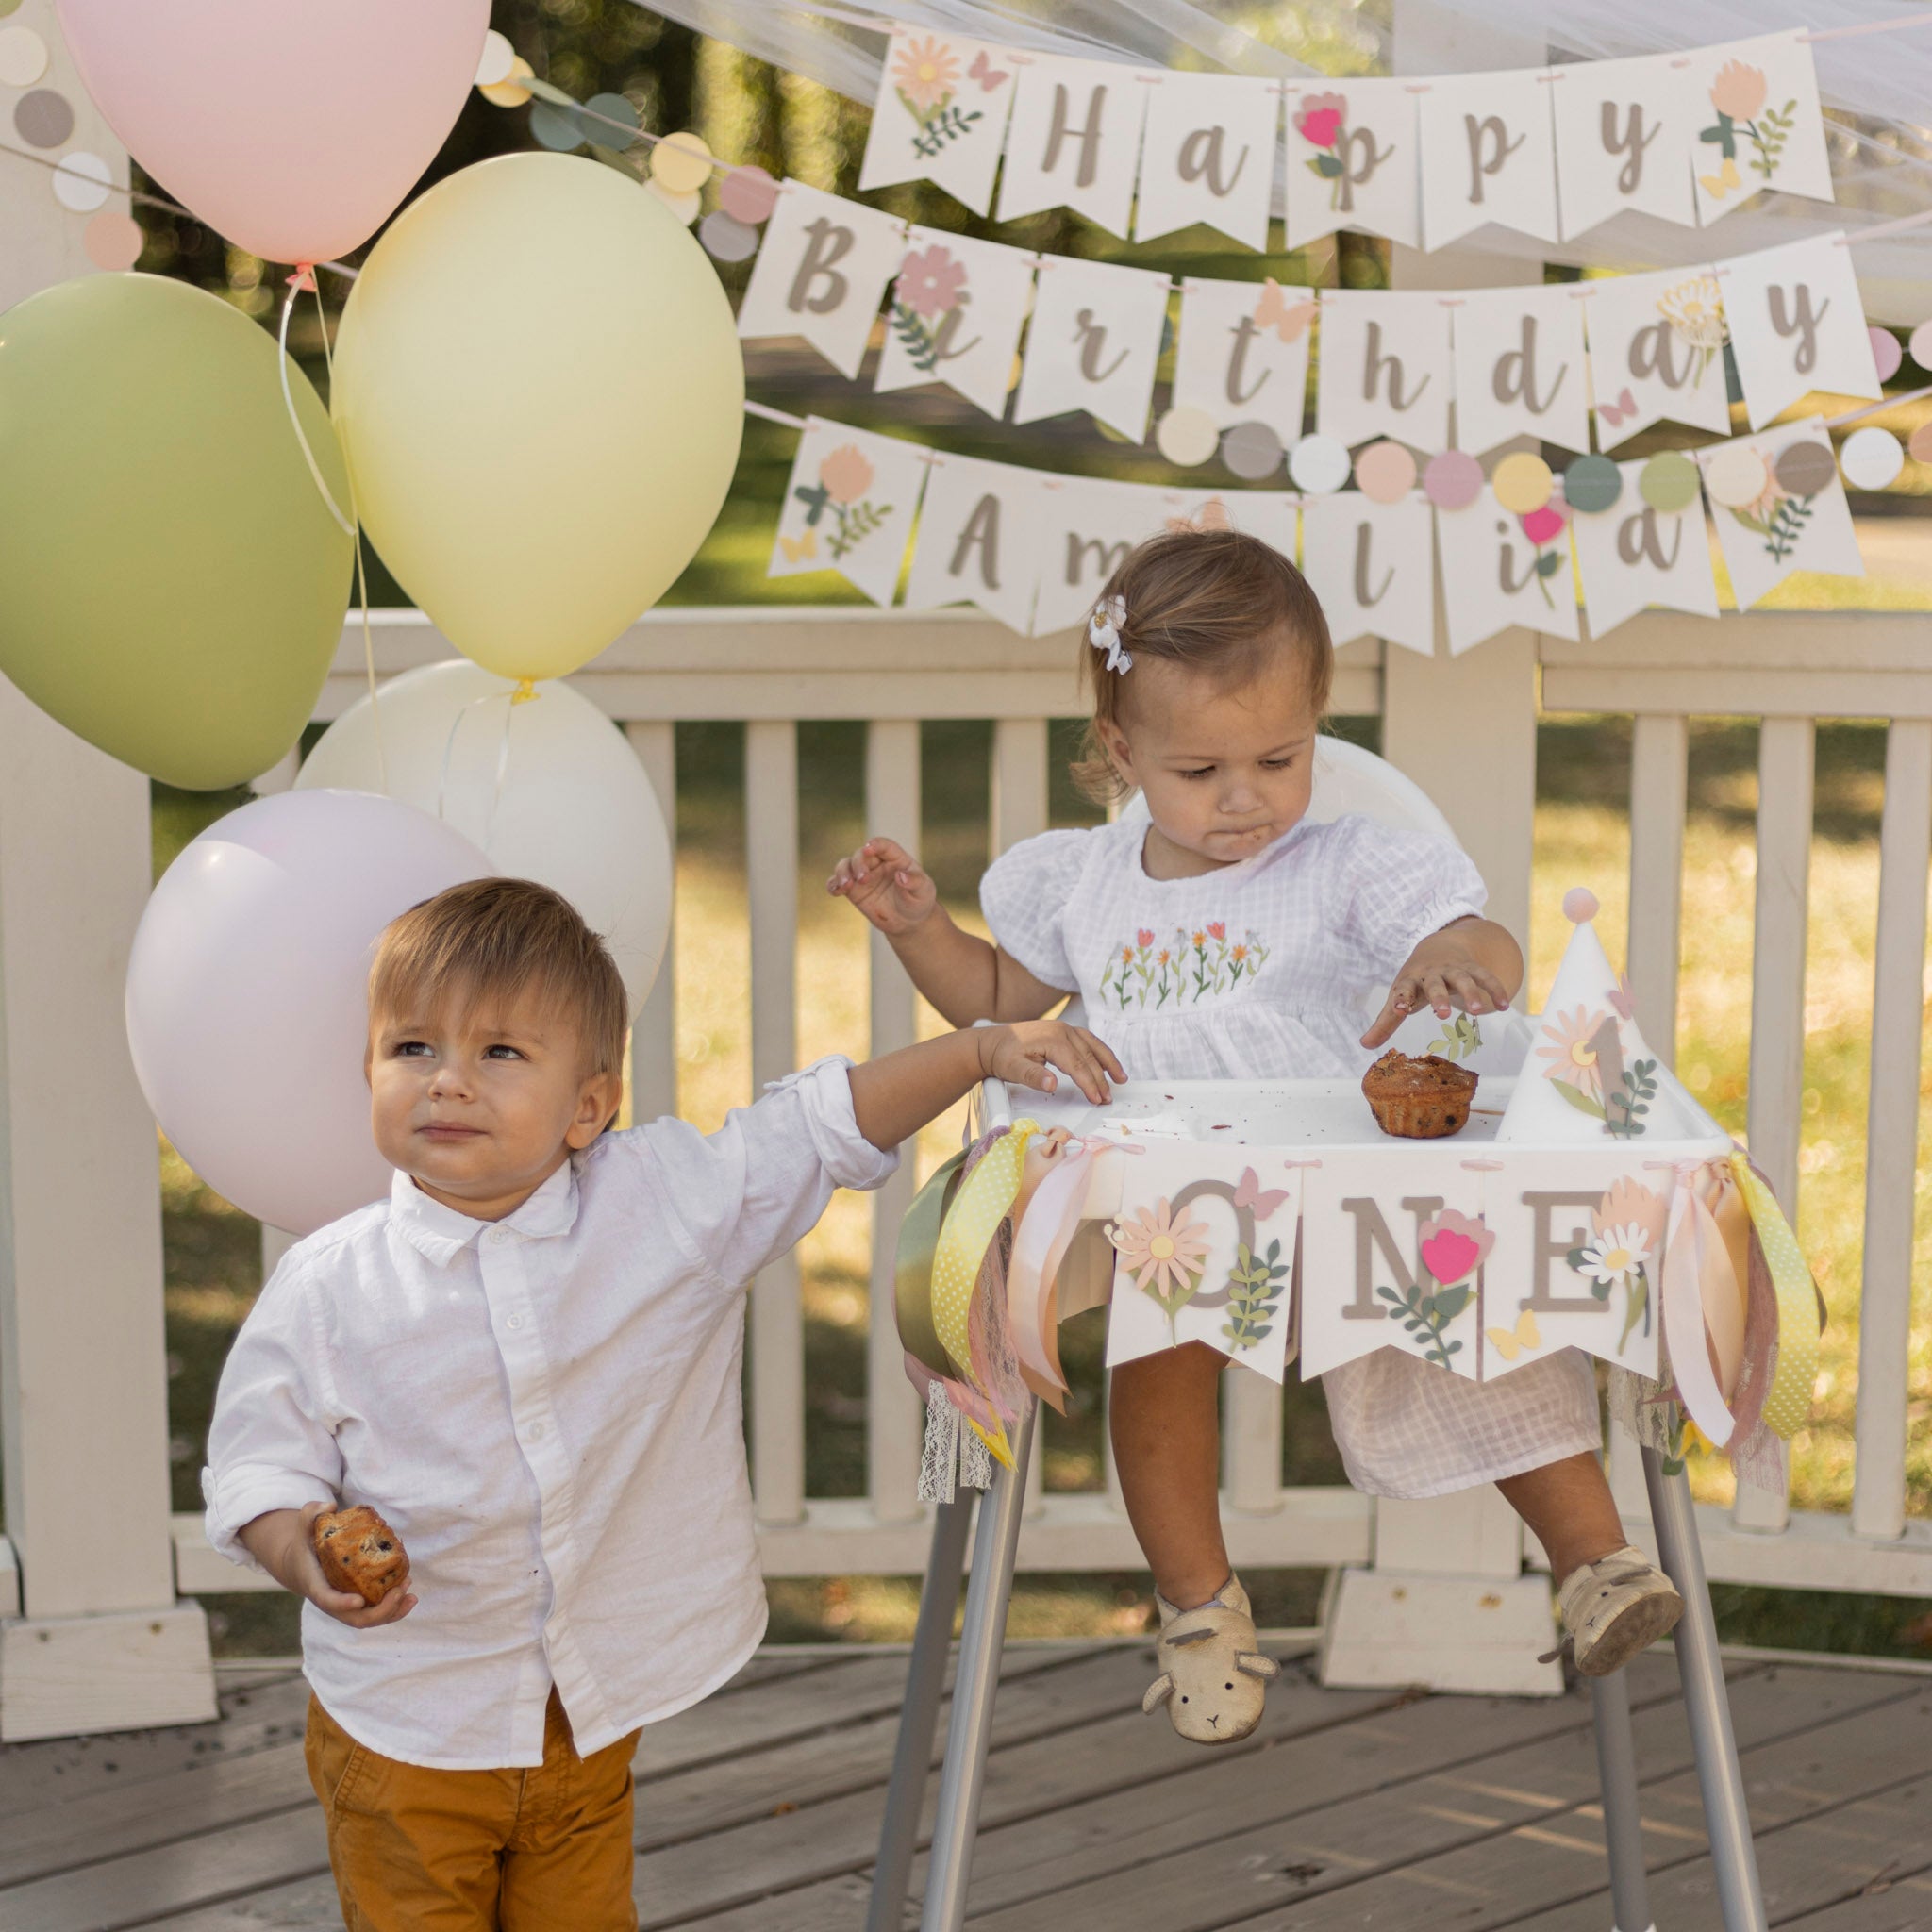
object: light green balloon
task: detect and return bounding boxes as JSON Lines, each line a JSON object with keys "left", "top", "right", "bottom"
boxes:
{"left": 0, "top": 273, "right": 353, "bottom": 790}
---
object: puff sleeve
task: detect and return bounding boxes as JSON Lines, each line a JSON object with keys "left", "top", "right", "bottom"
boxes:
{"left": 978, "top": 829, "right": 1090, "bottom": 992}
{"left": 1330, "top": 815, "right": 1490, "bottom": 980}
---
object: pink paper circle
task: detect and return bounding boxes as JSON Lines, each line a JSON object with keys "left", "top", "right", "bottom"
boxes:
{"left": 1870, "top": 325, "right": 1904, "bottom": 384}
{"left": 1911, "top": 319, "right": 1932, "bottom": 373}
{"left": 718, "top": 163, "right": 778, "bottom": 225}
{"left": 1423, "top": 449, "right": 1483, "bottom": 510}
{"left": 1909, "top": 422, "right": 1932, "bottom": 465}
{"left": 83, "top": 208, "right": 142, "bottom": 270}
{"left": 1354, "top": 440, "right": 1416, "bottom": 505}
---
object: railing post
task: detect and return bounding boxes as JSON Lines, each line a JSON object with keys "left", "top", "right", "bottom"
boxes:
{"left": 624, "top": 721, "right": 679, "bottom": 1124}
{"left": 866, "top": 720, "right": 924, "bottom": 1526}
{"left": 746, "top": 720, "right": 805, "bottom": 1525}
{"left": 1852, "top": 718, "right": 1932, "bottom": 1542}
{"left": 0, "top": 1, "right": 215, "bottom": 1741}
{"left": 1627, "top": 712, "right": 1689, "bottom": 1069}
{"left": 1738, "top": 717, "right": 1814, "bottom": 1536}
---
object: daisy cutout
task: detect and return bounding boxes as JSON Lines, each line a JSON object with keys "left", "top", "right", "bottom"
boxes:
{"left": 1109, "top": 1198, "right": 1209, "bottom": 1338}
{"left": 1579, "top": 1224, "right": 1653, "bottom": 1291}
{"left": 1536, "top": 1005, "right": 1613, "bottom": 1098}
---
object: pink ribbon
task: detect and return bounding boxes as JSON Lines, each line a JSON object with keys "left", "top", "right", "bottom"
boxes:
{"left": 1658, "top": 1158, "right": 1743, "bottom": 1448}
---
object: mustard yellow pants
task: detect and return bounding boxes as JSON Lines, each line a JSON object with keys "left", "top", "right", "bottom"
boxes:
{"left": 304, "top": 1690, "right": 640, "bottom": 1930}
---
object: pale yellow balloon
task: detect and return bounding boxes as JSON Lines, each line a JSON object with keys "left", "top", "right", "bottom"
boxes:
{"left": 330, "top": 153, "right": 743, "bottom": 683}
{"left": 650, "top": 129, "right": 713, "bottom": 195}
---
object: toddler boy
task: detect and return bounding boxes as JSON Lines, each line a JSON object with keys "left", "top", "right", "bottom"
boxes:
{"left": 204, "top": 876, "right": 1121, "bottom": 1930}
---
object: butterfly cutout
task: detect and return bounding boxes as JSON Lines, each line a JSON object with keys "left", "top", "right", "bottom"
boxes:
{"left": 791, "top": 479, "right": 833, "bottom": 527}
{"left": 1252, "top": 277, "right": 1317, "bottom": 345}
{"left": 1166, "top": 497, "right": 1232, "bottom": 536}
{"left": 968, "top": 48, "right": 1009, "bottom": 92}
{"left": 1699, "top": 155, "right": 1741, "bottom": 201}
{"left": 779, "top": 527, "right": 818, "bottom": 564}
{"left": 1486, "top": 1307, "right": 1542, "bottom": 1362}
{"left": 1597, "top": 387, "right": 1639, "bottom": 429}
{"left": 1232, "top": 1166, "right": 1291, "bottom": 1219}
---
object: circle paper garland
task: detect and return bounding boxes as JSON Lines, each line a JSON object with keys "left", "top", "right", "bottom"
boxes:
{"left": 1491, "top": 451, "right": 1553, "bottom": 514}
{"left": 0, "top": 25, "right": 47, "bottom": 86}
{"left": 1288, "top": 432, "right": 1350, "bottom": 493}
{"left": 474, "top": 28, "right": 516, "bottom": 87}
{"left": 1869, "top": 325, "right": 1904, "bottom": 383}
{"left": 1424, "top": 450, "right": 1483, "bottom": 509}
{"left": 14, "top": 87, "right": 71, "bottom": 148}
{"left": 650, "top": 129, "right": 714, "bottom": 195}
{"left": 1155, "top": 406, "right": 1220, "bottom": 468}
{"left": 719, "top": 164, "right": 779, "bottom": 225}
{"left": 1909, "top": 422, "right": 1932, "bottom": 464}
{"left": 584, "top": 92, "right": 640, "bottom": 148}
{"left": 700, "top": 209, "right": 759, "bottom": 262}
{"left": 1561, "top": 454, "right": 1622, "bottom": 514}
{"left": 1774, "top": 439, "right": 1838, "bottom": 498}
{"left": 52, "top": 152, "right": 111, "bottom": 212}
{"left": 479, "top": 55, "right": 534, "bottom": 108}
{"left": 83, "top": 208, "right": 142, "bottom": 270}
{"left": 1222, "top": 420, "right": 1284, "bottom": 480}
{"left": 1639, "top": 450, "right": 1700, "bottom": 513}
{"left": 1702, "top": 443, "right": 1768, "bottom": 509}
{"left": 644, "top": 178, "right": 701, "bottom": 225}
{"left": 1840, "top": 425, "right": 1905, "bottom": 491}
{"left": 1354, "top": 440, "right": 1416, "bottom": 504}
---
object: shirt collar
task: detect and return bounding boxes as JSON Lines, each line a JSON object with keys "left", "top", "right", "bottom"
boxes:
{"left": 388, "top": 1158, "right": 582, "bottom": 1268}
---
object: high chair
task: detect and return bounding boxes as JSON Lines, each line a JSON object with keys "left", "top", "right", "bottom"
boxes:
{"left": 866, "top": 738, "right": 1770, "bottom": 1932}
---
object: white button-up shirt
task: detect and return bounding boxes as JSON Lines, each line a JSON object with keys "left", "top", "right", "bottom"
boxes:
{"left": 203, "top": 1058, "right": 894, "bottom": 1770}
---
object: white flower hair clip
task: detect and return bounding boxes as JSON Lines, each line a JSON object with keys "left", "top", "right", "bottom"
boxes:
{"left": 1088, "top": 594, "right": 1131, "bottom": 674}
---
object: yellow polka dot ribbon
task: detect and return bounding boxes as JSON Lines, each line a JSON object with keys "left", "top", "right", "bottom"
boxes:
{"left": 930, "top": 1121, "right": 1039, "bottom": 1469}
{"left": 1729, "top": 1152, "right": 1822, "bottom": 1441}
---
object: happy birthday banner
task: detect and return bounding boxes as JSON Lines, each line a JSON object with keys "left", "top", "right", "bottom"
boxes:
{"left": 856, "top": 25, "right": 1835, "bottom": 253}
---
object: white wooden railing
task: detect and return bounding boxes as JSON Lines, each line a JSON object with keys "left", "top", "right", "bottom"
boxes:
{"left": 148, "top": 604, "right": 1932, "bottom": 1604}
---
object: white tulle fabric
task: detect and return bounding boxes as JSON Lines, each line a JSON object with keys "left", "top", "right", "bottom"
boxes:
{"left": 982, "top": 812, "right": 1603, "bottom": 1498}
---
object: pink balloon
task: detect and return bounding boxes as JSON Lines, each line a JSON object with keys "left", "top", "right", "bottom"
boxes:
{"left": 58, "top": 0, "right": 490, "bottom": 265}
{"left": 126, "top": 790, "right": 492, "bottom": 1235}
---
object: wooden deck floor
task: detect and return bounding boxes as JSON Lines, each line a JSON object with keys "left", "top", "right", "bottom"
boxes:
{"left": 3, "top": 1641, "right": 1930, "bottom": 1932}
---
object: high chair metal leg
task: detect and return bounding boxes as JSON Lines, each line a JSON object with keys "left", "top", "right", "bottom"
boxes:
{"left": 1642, "top": 1446, "right": 1768, "bottom": 1932}
{"left": 868, "top": 1492, "right": 974, "bottom": 1932}
{"left": 919, "top": 1406, "right": 1037, "bottom": 1932}
{"left": 1591, "top": 1671, "right": 1654, "bottom": 1932}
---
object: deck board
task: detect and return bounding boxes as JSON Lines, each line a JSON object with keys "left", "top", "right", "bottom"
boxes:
{"left": 1, "top": 1645, "right": 1924, "bottom": 1932}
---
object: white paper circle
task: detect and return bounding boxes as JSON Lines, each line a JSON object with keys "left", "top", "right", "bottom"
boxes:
{"left": 52, "top": 150, "right": 111, "bottom": 212}
{"left": 1910, "top": 319, "right": 1932, "bottom": 372}
{"left": 1288, "top": 432, "right": 1352, "bottom": 495}
{"left": 0, "top": 25, "right": 48, "bottom": 88}
{"left": 1702, "top": 443, "right": 1769, "bottom": 509}
{"left": 1155, "top": 406, "right": 1220, "bottom": 468}
{"left": 644, "top": 178, "right": 701, "bottom": 225}
{"left": 1840, "top": 425, "right": 1905, "bottom": 491}
{"left": 474, "top": 28, "right": 517, "bottom": 87}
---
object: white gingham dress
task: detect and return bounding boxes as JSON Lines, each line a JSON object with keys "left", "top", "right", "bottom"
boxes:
{"left": 982, "top": 815, "right": 1600, "bottom": 1499}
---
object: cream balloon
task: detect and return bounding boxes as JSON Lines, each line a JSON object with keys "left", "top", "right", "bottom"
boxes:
{"left": 330, "top": 154, "right": 744, "bottom": 682}
{"left": 296, "top": 660, "right": 672, "bottom": 1017}
{"left": 126, "top": 791, "right": 493, "bottom": 1236}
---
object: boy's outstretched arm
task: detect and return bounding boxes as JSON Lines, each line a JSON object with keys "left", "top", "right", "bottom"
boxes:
{"left": 828, "top": 837, "right": 1060, "bottom": 1026}
{"left": 847, "top": 1019, "right": 1126, "bottom": 1153}
{"left": 238, "top": 1501, "right": 417, "bottom": 1629}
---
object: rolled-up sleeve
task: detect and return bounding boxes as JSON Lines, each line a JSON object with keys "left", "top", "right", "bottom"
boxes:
{"left": 201, "top": 1262, "right": 341, "bottom": 1571}
{"left": 632, "top": 1056, "right": 898, "bottom": 1291}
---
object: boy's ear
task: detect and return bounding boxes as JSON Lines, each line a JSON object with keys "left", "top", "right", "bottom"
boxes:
{"left": 567, "top": 1070, "right": 625, "bottom": 1148}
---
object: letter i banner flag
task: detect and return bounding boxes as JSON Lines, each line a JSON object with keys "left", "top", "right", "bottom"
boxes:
{"left": 736, "top": 181, "right": 908, "bottom": 378}
{"left": 1301, "top": 493, "right": 1435, "bottom": 658}
{"left": 770, "top": 418, "right": 929, "bottom": 606}
{"left": 858, "top": 26, "right": 1018, "bottom": 217}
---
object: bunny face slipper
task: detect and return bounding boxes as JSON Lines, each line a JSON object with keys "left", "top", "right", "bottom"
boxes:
{"left": 1141, "top": 1574, "right": 1280, "bottom": 1745}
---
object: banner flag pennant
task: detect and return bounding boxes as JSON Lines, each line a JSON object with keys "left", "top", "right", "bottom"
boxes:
{"left": 1283, "top": 76, "right": 1421, "bottom": 252}
{"left": 858, "top": 27, "right": 1018, "bottom": 217}
{"left": 768, "top": 417, "right": 928, "bottom": 607}
{"left": 1451, "top": 285, "right": 1591, "bottom": 458}
{"left": 1556, "top": 52, "right": 1701, "bottom": 239}
{"left": 1012, "top": 255, "right": 1170, "bottom": 443}
{"left": 1134, "top": 72, "right": 1280, "bottom": 253}
{"left": 1700, "top": 416, "right": 1862, "bottom": 612}
{"left": 1723, "top": 234, "right": 1878, "bottom": 432}
{"left": 875, "top": 227, "right": 1036, "bottom": 422}
{"left": 1571, "top": 458, "right": 1720, "bottom": 641}
{"left": 1029, "top": 475, "right": 1173, "bottom": 639}
{"left": 1316, "top": 289, "right": 1452, "bottom": 454}
{"left": 736, "top": 182, "right": 906, "bottom": 380}
{"left": 1172, "top": 277, "right": 1312, "bottom": 447}
{"left": 1418, "top": 67, "right": 1561, "bottom": 251}
{"left": 902, "top": 449, "right": 1043, "bottom": 633}
{"left": 1690, "top": 30, "right": 1834, "bottom": 227}
{"left": 1436, "top": 484, "right": 1580, "bottom": 656}
{"left": 1302, "top": 492, "right": 1435, "bottom": 657}
{"left": 1582, "top": 265, "right": 1732, "bottom": 449}
{"left": 997, "top": 54, "right": 1148, "bottom": 240}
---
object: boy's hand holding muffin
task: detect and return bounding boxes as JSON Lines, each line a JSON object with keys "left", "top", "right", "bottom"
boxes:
{"left": 243, "top": 1499, "right": 417, "bottom": 1629}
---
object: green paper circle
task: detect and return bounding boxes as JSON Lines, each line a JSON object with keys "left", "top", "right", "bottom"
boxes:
{"left": 529, "top": 99, "right": 587, "bottom": 151}
{"left": 584, "top": 92, "right": 641, "bottom": 148}
{"left": 1562, "top": 454, "right": 1623, "bottom": 514}
{"left": 1639, "top": 450, "right": 1700, "bottom": 513}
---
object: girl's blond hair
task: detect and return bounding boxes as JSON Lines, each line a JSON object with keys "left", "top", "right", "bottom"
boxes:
{"left": 1074, "top": 527, "right": 1334, "bottom": 803}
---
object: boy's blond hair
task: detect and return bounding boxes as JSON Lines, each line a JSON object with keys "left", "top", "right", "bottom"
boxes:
{"left": 369, "top": 877, "right": 628, "bottom": 1079}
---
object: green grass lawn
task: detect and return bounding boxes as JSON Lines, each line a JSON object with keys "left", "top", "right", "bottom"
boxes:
{"left": 163, "top": 707, "right": 1932, "bottom": 1660}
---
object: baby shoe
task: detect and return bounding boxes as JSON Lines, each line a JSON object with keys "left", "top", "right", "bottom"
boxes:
{"left": 1141, "top": 1574, "right": 1280, "bottom": 1745}
{"left": 1551, "top": 1544, "right": 1684, "bottom": 1676}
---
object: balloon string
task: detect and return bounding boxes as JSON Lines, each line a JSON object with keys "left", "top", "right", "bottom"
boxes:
{"left": 276, "top": 274, "right": 357, "bottom": 540}
{"left": 438, "top": 687, "right": 524, "bottom": 843}
{"left": 307, "top": 273, "right": 388, "bottom": 796}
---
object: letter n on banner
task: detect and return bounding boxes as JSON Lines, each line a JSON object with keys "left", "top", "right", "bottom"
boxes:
{"left": 903, "top": 451, "right": 1043, "bottom": 633}
{"left": 1299, "top": 1148, "right": 1483, "bottom": 1382}
{"left": 736, "top": 182, "right": 908, "bottom": 379}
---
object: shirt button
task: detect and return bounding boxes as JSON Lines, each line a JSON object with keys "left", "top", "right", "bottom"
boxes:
{"left": 507, "top": 1314, "right": 523, "bottom": 1331}
{"left": 488, "top": 1228, "right": 509, "bottom": 1245}
{"left": 528, "top": 1422, "right": 545, "bottom": 1441}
